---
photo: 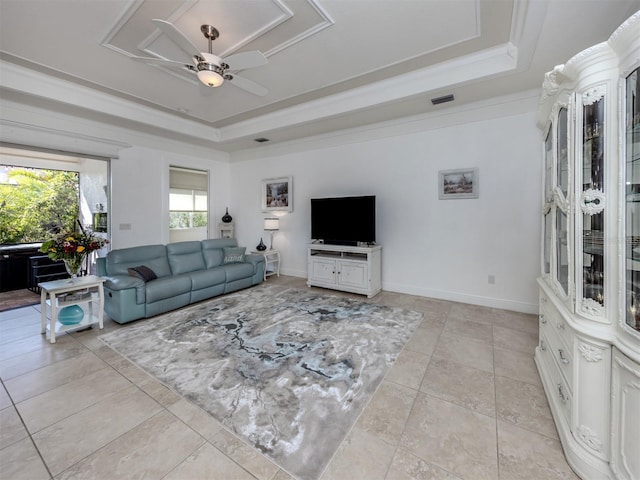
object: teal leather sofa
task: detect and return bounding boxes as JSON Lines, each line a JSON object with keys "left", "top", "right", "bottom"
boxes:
{"left": 96, "top": 239, "right": 265, "bottom": 324}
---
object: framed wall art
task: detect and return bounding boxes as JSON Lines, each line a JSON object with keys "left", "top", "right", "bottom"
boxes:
{"left": 438, "top": 168, "right": 479, "bottom": 199}
{"left": 262, "top": 176, "right": 293, "bottom": 212}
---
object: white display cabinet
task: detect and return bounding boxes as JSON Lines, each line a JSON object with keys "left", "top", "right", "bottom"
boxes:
{"left": 535, "top": 12, "right": 639, "bottom": 480}
{"left": 307, "top": 243, "right": 381, "bottom": 298}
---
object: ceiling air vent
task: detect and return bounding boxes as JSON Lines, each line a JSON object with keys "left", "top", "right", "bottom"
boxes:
{"left": 431, "top": 94, "right": 455, "bottom": 105}
{"left": 254, "top": 137, "right": 270, "bottom": 143}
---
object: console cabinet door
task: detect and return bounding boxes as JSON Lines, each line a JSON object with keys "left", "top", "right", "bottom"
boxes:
{"left": 309, "top": 257, "right": 337, "bottom": 285}
{"left": 337, "top": 260, "right": 367, "bottom": 290}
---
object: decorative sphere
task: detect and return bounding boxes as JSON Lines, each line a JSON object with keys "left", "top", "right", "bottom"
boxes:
{"left": 58, "top": 305, "right": 84, "bottom": 325}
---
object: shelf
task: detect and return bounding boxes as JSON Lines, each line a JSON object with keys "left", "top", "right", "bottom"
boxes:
{"left": 45, "top": 314, "right": 100, "bottom": 335}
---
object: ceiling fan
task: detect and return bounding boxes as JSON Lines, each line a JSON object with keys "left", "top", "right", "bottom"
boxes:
{"left": 130, "top": 19, "right": 268, "bottom": 96}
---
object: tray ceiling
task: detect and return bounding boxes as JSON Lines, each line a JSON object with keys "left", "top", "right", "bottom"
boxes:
{"left": 0, "top": 0, "right": 638, "bottom": 152}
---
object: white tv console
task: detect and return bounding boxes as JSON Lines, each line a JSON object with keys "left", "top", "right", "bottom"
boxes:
{"left": 307, "top": 243, "right": 381, "bottom": 298}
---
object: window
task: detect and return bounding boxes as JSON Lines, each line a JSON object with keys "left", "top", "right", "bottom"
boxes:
{"left": 169, "top": 188, "right": 207, "bottom": 228}
{"left": 169, "top": 167, "right": 208, "bottom": 241}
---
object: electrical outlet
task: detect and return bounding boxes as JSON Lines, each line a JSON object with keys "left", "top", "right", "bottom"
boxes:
{"left": 488, "top": 275, "right": 496, "bottom": 285}
{"left": 119, "top": 223, "right": 131, "bottom": 230}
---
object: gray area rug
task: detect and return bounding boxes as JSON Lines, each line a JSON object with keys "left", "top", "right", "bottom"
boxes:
{"left": 100, "top": 285, "right": 423, "bottom": 480}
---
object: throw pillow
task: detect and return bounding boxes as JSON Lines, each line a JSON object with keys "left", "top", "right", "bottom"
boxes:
{"left": 222, "top": 247, "right": 246, "bottom": 264}
{"left": 127, "top": 265, "right": 157, "bottom": 282}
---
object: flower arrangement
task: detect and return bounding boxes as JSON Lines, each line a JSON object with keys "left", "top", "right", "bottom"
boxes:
{"left": 40, "top": 224, "right": 108, "bottom": 276}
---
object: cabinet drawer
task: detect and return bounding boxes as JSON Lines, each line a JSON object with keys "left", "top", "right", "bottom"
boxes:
{"left": 540, "top": 331, "right": 573, "bottom": 428}
{"left": 540, "top": 293, "right": 574, "bottom": 361}
{"left": 544, "top": 324, "right": 573, "bottom": 387}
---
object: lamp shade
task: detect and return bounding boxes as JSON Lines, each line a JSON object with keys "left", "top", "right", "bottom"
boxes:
{"left": 264, "top": 218, "right": 279, "bottom": 231}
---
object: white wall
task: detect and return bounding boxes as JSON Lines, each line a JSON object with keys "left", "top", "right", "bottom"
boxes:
{"left": 1, "top": 88, "right": 542, "bottom": 313}
{"left": 111, "top": 147, "right": 231, "bottom": 249}
{"left": 230, "top": 92, "right": 542, "bottom": 313}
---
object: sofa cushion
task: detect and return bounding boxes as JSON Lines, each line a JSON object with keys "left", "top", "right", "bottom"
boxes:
{"left": 127, "top": 265, "right": 157, "bottom": 282}
{"left": 223, "top": 247, "right": 246, "bottom": 264}
{"left": 106, "top": 245, "right": 171, "bottom": 278}
{"left": 224, "top": 262, "right": 254, "bottom": 282}
{"left": 189, "top": 267, "right": 226, "bottom": 291}
{"left": 145, "top": 275, "right": 192, "bottom": 303}
{"left": 167, "top": 241, "right": 206, "bottom": 275}
{"left": 202, "top": 238, "right": 238, "bottom": 268}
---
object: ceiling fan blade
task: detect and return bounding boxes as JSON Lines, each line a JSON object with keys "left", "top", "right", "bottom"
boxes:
{"left": 129, "top": 55, "right": 192, "bottom": 69}
{"left": 152, "top": 18, "right": 200, "bottom": 59}
{"left": 224, "top": 51, "right": 267, "bottom": 71}
{"left": 228, "top": 75, "right": 268, "bottom": 96}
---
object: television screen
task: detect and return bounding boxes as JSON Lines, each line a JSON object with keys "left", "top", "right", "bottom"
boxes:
{"left": 311, "top": 195, "right": 375, "bottom": 245}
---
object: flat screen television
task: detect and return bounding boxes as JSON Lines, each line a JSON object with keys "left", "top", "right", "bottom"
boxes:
{"left": 311, "top": 195, "right": 376, "bottom": 246}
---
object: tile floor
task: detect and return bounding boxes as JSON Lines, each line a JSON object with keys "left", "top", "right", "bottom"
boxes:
{"left": 0, "top": 276, "right": 579, "bottom": 480}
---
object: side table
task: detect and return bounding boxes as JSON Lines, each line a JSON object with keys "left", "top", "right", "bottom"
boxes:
{"left": 39, "top": 275, "right": 106, "bottom": 343}
{"left": 251, "top": 250, "right": 280, "bottom": 281}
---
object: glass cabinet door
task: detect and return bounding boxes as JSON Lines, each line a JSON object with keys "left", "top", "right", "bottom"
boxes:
{"left": 557, "top": 209, "right": 569, "bottom": 295}
{"left": 582, "top": 89, "right": 605, "bottom": 307}
{"left": 625, "top": 67, "right": 640, "bottom": 331}
{"left": 557, "top": 107, "right": 569, "bottom": 198}
{"left": 543, "top": 127, "right": 553, "bottom": 275}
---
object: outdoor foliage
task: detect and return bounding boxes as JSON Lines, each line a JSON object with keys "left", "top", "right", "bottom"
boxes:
{"left": 0, "top": 167, "right": 79, "bottom": 244}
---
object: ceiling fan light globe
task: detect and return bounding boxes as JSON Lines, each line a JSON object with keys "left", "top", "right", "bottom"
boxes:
{"left": 197, "top": 68, "right": 224, "bottom": 87}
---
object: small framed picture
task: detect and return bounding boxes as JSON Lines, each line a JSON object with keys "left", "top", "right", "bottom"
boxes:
{"left": 262, "top": 176, "right": 292, "bottom": 212}
{"left": 438, "top": 168, "right": 479, "bottom": 199}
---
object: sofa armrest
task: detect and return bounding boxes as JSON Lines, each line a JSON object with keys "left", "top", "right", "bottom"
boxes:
{"left": 102, "top": 274, "right": 147, "bottom": 305}
{"left": 244, "top": 254, "right": 266, "bottom": 283}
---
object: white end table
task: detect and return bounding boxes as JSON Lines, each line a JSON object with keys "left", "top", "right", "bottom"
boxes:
{"left": 251, "top": 250, "right": 280, "bottom": 281}
{"left": 39, "top": 275, "right": 106, "bottom": 343}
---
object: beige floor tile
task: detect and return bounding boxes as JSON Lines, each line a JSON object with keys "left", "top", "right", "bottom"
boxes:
{"left": 400, "top": 393, "right": 498, "bottom": 480}
{"left": 5, "top": 351, "right": 107, "bottom": 403}
{"left": 403, "top": 324, "right": 441, "bottom": 356}
{"left": 0, "top": 384, "right": 12, "bottom": 410}
{"left": 493, "top": 325, "right": 538, "bottom": 354}
{"left": 0, "top": 437, "right": 50, "bottom": 480}
{"left": 0, "top": 405, "right": 28, "bottom": 449}
{"left": 494, "top": 347, "right": 541, "bottom": 386}
{"left": 0, "top": 332, "right": 77, "bottom": 363}
{"left": 432, "top": 333, "right": 494, "bottom": 373}
{"left": 497, "top": 420, "right": 579, "bottom": 479}
{"left": 0, "top": 311, "right": 41, "bottom": 333}
{"left": 272, "top": 469, "right": 296, "bottom": 480}
{"left": 447, "top": 303, "right": 495, "bottom": 325}
{"left": 56, "top": 410, "right": 205, "bottom": 480}
{"left": 16, "top": 367, "right": 131, "bottom": 433}
{"left": 0, "top": 321, "right": 43, "bottom": 345}
{"left": 356, "top": 380, "right": 417, "bottom": 445}
{"left": 443, "top": 316, "right": 493, "bottom": 344}
{"left": 386, "top": 447, "right": 462, "bottom": 480}
{"left": 411, "top": 297, "right": 452, "bottom": 319}
{"left": 320, "top": 427, "right": 396, "bottom": 480}
{"left": 168, "top": 397, "right": 224, "bottom": 441}
{"left": 165, "top": 442, "right": 256, "bottom": 480}
{"left": 211, "top": 429, "right": 280, "bottom": 480}
{"left": 490, "top": 309, "right": 539, "bottom": 334}
{"left": 420, "top": 357, "right": 495, "bottom": 417}
{"left": 137, "top": 375, "right": 182, "bottom": 407}
{"left": 496, "top": 375, "right": 557, "bottom": 439}
{"left": 32, "top": 384, "right": 162, "bottom": 476}
{"left": 385, "top": 348, "right": 430, "bottom": 390}
{"left": 0, "top": 341, "right": 88, "bottom": 381}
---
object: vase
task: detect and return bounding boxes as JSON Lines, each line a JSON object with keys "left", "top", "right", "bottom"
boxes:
{"left": 63, "top": 255, "right": 85, "bottom": 278}
{"left": 222, "top": 207, "right": 233, "bottom": 223}
{"left": 58, "top": 305, "right": 84, "bottom": 325}
{"left": 256, "top": 238, "right": 267, "bottom": 251}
